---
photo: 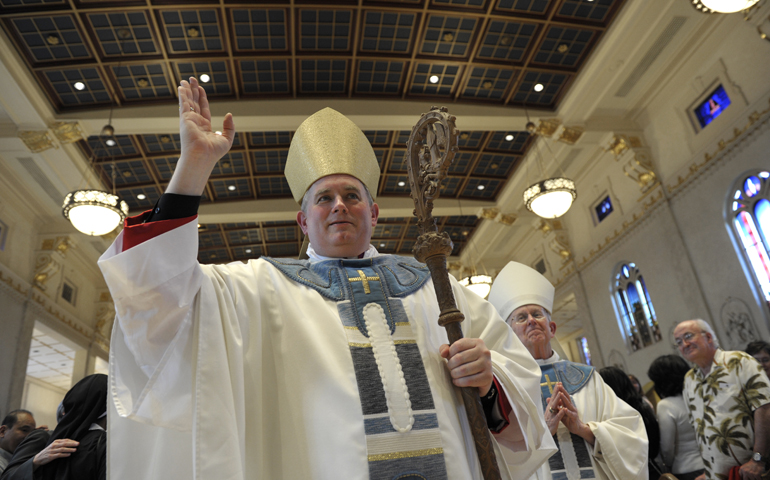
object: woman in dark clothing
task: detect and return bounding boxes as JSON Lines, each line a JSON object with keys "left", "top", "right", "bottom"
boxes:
{"left": 599, "top": 366, "right": 661, "bottom": 480}
{"left": 0, "top": 374, "right": 107, "bottom": 480}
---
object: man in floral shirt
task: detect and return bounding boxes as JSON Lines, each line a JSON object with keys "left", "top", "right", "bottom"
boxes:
{"left": 675, "top": 319, "right": 770, "bottom": 480}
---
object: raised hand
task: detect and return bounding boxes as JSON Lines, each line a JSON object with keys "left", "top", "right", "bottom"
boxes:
{"left": 167, "top": 77, "right": 236, "bottom": 196}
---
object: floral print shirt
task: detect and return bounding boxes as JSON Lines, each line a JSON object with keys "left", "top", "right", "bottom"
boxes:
{"left": 683, "top": 349, "right": 770, "bottom": 480}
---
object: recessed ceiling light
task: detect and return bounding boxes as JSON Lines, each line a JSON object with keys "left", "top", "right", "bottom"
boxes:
{"left": 74, "top": 82, "right": 85, "bottom": 91}
{"left": 477, "top": 184, "right": 485, "bottom": 190}
{"left": 380, "top": 243, "right": 385, "bottom": 247}
{"left": 397, "top": 181, "right": 406, "bottom": 187}
{"left": 200, "top": 74, "right": 211, "bottom": 83}
{"left": 429, "top": 75, "right": 439, "bottom": 84}
{"left": 534, "top": 83, "right": 544, "bottom": 92}
{"left": 227, "top": 185, "right": 236, "bottom": 191}
{"left": 137, "top": 194, "right": 146, "bottom": 200}
{"left": 245, "top": 248, "right": 252, "bottom": 253}
{"left": 505, "top": 134, "right": 514, "bottom": 141}
{"left": 198, "top": 224, "right": 203, "bottom": 228}
{"left": 105, "top": 139, "right": 116, "bottom": 147}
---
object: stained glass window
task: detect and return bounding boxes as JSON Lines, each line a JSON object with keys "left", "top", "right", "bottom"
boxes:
{"left": 577, "top": 336, "right": 592, "bottom": 365}
{"left": 611, "top": 262, "right": 662, "bottom": 352}
{"left": 726, "top": 170, "right": 770, "bottom": 309}
{"left": 694, "top": 84, "right": 731, "bottom": 129}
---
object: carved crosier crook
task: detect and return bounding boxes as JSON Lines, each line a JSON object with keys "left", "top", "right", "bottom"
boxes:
{"left": 406, "top": 107, "right": 502, "bottom": 480}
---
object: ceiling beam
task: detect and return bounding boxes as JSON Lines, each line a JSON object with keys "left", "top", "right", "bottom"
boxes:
{"left": 58, "top": 99, "right": 538, "bottom": 135}
{"left": 194, "top": 196, "right": 495, "bottom": 224}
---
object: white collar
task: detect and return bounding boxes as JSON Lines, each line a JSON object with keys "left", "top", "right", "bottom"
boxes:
{"left": 306, "top": 243, "right": 380, "bottom": 262}
{"left": 535, "top": 351, "right": 561, "bottom": 366}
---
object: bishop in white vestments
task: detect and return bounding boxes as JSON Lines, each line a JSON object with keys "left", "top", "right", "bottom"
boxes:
{"left": 488, "top": 262, "right": 648, "bottom": 480}
{"left": 98, "top": 77, "right": 556, "bottom": 480}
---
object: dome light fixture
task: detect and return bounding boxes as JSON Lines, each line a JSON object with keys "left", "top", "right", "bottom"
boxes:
{"left": 62, "top": 189, "right": 129, "bottom": 236}
{"left": 523, "top": 177, "right": 577, "bottom": 218}
{"left": 690, "top": 0, "right": 759, "bottom": 13}
{"left": 458, "top": 274, "right": 493, "bottom": 299}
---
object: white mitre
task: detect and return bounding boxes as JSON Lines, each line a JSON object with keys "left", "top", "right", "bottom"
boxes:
{"left": 488, "top": 261, "right": 555, "bottom": 322}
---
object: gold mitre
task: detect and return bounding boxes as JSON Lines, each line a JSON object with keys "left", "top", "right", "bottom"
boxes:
{"left": 285, "top": 107, "right": 380, "bottom": 203}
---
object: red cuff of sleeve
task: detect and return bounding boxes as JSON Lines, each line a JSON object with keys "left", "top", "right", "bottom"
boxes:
{"left": 494, "top": 376, "right": 512, "bottom": 433}
{"left": 122, "top": 212, "right": 197, "bottom": 251}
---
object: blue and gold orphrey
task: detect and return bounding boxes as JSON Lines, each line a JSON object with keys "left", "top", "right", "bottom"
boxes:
{"left": 539, "top": 361, "right": 596, "bottom": 480}
{"left": 264, "top": 255, "right": 449, "bottom": 480}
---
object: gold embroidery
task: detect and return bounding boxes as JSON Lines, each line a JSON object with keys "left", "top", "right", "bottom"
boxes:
{"left": 348, "top": 269, "right": 380, "bottom": 294}
{"left": 395, "top": 322, "right": 410, "bottom": 327}
{"left": 368, "top": 448, "right": 444, "bottom": 462}
{"left": 541, "top": 374, "right": 558, "bottom": 394}
{"left": 349, "top": 340, "right": 415, "bottom": 348}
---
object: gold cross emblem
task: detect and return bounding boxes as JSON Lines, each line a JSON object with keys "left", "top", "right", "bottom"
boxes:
{"left": 541, "top": 374, "right": 558, "bottom": 395}
{"left": 348, "top": 269, "right": 380, "bottom": 294}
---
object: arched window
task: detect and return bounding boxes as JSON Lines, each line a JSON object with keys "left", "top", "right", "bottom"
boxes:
{"left": 725, "top": 170, "right": 770, "bottom": 312}
{"left": 611, "top": 262, "right": 662, "bottom": 351}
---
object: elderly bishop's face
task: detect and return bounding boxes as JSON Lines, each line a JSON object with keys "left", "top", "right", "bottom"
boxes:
{"left": 297, "top": 174, "right": 379, "bottom": 258}
{"left": 508, "top": 304, "right": 556, "bottom": 356}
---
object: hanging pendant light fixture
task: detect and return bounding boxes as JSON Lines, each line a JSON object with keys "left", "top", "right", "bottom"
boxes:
{"left": 523, "top": 177, "right": 577, "bottom": 218}
{"left": 522, "top": 119, "right": 577, "bottom": 219}
{"left": 458, "top": 273, "right": 493, "bottom": 299}
{"left": 63, "top": 189, "right": 129, "bottom": 236}
{"left": 62, "top": 46, "right": 129, "bottom": 236}
{"left": 690, "top": 0, "right": 760, "bottom": 13}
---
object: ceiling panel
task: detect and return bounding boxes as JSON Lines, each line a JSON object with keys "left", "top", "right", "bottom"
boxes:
{"left": 1, "top": 0, "right": 626, "bottom": 112}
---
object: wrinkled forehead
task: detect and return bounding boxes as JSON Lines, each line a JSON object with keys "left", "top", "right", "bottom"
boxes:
{"left": 308, "top": 174, "right": 365, "bottom": 195}
{"left": 673, "top": 321, "right": 700, "bottom": 336}
{"left": 511, "top": 303, "right": 550, "bottom": 317}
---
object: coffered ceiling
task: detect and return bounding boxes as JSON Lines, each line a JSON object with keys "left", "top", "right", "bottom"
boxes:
{"left": 1, "top": 0, "right": 625, "bottom": 112}
{"left": 0, "top": 0, "right": 631, "bottom": 264}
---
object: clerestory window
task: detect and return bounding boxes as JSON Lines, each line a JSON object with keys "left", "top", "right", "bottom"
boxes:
{"left": 611, "top": 262, "right": 662, "bottom": 352}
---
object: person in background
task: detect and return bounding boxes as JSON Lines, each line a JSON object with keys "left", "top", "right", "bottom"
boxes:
{"left": 675, "top": 319, "right": 770, "bottom": 480}
{"left": 0, "top": 374, "right": 106, "bottom": 480}
{"left": 746, "top": 340, "right": 770, "bottom": 379}
{"left": 598, "top": 366, "right": 661, "bottom": 480}
{"left": 647, "top": 355, "right": 705, "bottom": 480}
{"left": 0, "top": 411, "right": 36, "bottom": 475}
{"left": 628, "top": 374, "right": 654, "bottom": 410}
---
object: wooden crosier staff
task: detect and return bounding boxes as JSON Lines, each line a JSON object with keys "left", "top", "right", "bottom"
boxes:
{"left": 406, "top": 106, "right": 502, "bottom": 480}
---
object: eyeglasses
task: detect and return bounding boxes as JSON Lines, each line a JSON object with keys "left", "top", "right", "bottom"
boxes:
{"left": 511, "top": 310, "right": 546, "bottom": 324}
{"left": 674, "top": 331, "right": 702, "bottom": 347}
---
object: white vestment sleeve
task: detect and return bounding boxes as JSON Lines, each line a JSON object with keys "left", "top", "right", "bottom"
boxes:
{"left": 452, "top": 281, "right": 557, "bottom": 480}
{"left": 585, "top": 374, "right": 649, "bottom": 480}
{"left": 99, "top": 220, "right": 202, "bottom": 431}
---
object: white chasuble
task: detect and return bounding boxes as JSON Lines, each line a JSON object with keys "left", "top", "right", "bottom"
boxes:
{"left": 98, "top": 219, "right": 556, "bottom": 480}
{"left": 528, "top": 354, "right": 649, "bottom": 480}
